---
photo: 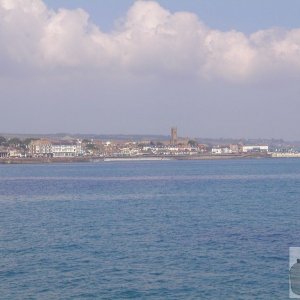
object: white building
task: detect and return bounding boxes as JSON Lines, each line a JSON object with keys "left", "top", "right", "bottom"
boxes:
{"left": 212, "top": 148, "right": 222, "bottom": 154}
{"left": 30, "top": 139, "right": 83, "bottom": 157}
{"left": 211, "top": 147, "right": 232, "bottom": 154}
{"left": 9, "top": 149, "right": 23, "bottom": 158}
{"left": 52, "top": 141, "right": 82, "bottom": 157}
{"left": 242, "top": 145, "right": 269, "bottom": 153}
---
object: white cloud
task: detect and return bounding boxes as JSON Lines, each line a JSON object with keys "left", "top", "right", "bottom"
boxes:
{"left": 0, "top": 0, "right": 300, "bottom": 81}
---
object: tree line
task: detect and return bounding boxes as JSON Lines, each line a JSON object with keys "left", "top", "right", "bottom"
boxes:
{"left": 0, "top": 136, "right": 37, "bottom": 148}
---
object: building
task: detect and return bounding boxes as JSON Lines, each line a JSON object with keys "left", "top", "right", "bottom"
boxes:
{"left": 9, "top": 149, "right": 23, "bottom": 158}
{"left": 211, "top": 147, "right": 222, "bottom": 154}
{"left": 170, "top": 127, "right": 177, "bottom": 145}
{"left": 51, "top": 141, "right": 82, "bottom": 158}
{"left": 29, "top": 139, "right": 83, "bottom": 157}
{"left": 211, "top": 147, "right": 232, "bottom": 154}
{"left": 0, "top": 147, "right": 9, "bottom": 158}
{"left": 29, "top": 139, "right": 52, "bottom": 157}
{"left": 229, "top": 144, "right": 239, "bottom": 153}
{"left": 242, "top": 145, "right": 269, "bottom": 153}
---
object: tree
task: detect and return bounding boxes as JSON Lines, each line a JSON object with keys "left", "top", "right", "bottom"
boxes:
{"left": 85, "top": 143, "right": 96, "bottom": 150}
{"left": 0, "top": 136, "right": 6, "bottom": 146}
{"left": 8, "top": 138, "right": 22, "bottom": 147}
{"left": 23, "top": 138, "right": 37, "bottom": 146}
{"left": 188, "top": 140, "right": 198, "bottom": 147}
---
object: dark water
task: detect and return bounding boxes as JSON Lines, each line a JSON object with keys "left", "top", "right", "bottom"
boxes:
{"left": 0, "top": 159, "right": 299, "bottom": 299}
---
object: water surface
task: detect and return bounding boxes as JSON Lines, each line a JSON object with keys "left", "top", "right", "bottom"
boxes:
{"left": 0, "top": 159, "right": 299, "bottom": 299}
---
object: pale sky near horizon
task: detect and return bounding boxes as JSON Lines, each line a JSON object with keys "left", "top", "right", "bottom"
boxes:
{"left": 1, "top": 0, "right": 300, "bottom": 140}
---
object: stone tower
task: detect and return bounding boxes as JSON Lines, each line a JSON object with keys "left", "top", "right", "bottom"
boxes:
{"left": 171, "top": 127, "right": 177, "bottom": 145}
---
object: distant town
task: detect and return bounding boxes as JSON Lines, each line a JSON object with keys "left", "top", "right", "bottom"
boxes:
{"left": 0, "top": 128, "right": 300, "bottom": 163}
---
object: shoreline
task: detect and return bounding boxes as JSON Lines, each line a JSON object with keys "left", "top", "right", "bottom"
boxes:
{"left": 0, "top": 153, "right": 280, "bottom": 164}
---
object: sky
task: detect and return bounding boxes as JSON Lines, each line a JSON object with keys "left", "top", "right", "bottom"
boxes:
{"left": 1, "top": 0, "right": 300, "bottom": 140}
{"left": 44, "top": 0, "right": 300, "bottom": 34}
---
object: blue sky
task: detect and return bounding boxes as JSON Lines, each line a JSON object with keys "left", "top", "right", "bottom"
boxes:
{"left": 1, "top": 0, "right": 300, "bottom": 139}
{"left": 44, "top": 0, "right": 300, "bottom": 33}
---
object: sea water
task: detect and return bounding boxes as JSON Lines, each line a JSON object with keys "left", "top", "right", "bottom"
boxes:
{"left": 0, "top": 159, "right": 299, "bottom": 299}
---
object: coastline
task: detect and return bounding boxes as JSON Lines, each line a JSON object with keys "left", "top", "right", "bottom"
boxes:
{"left": 0, "top": 153, "right": 276, "bottom": 164}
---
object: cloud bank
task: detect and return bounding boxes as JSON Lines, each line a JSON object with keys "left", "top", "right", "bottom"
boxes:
{"left": 1, "top": 0, "right": 300, "bottom": 81}
{"left": 1, "top": 0, "right": 300, "bottom": 139}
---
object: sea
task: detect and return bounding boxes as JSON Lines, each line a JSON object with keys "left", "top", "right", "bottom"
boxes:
{"left": 0, "top": 159, "right": 299, "bottom": 299}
